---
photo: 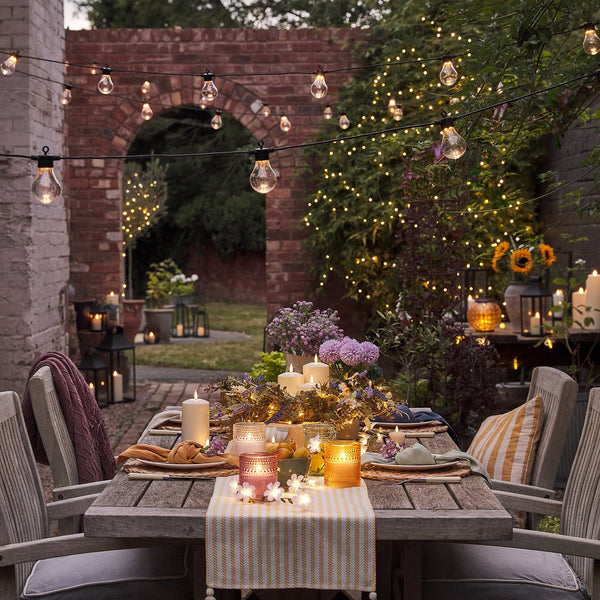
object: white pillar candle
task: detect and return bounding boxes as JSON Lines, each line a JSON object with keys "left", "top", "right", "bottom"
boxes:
{"left": 181, "top": 393, "right": 210, "bottom": 446}
{"left": 389, "top": 426, "right": 405, "bottom": 445}
{"left": 585, "top": 271, "right": 600, "bottom": 330}
{"left": 467, "top": 295, "right": 475, "bottom": 310}
{"left": 176, "top": 323, "right": 184, "bottom": 336}
{"left": 112, "top": 370, "right": 123, "bottom": 402}
{"left": 91, "top": 313, "right": 102, "bottom": 331}
{"left": 303, "top": 355, "right": 329, "bottom": 386}
{"left": 572, "top": 287, "right": 587, "bottom": 324}
{"left": 105, "top": 291, "right": 119, "bottom": 305}
{"left": 277, "top": 365, "right": 304, "bottom": 396}
{"left": 529, "top": 312, "right": 541, "bottom": 335}
{"left": 552, "top": 290, "right": 564, "bottom": 319}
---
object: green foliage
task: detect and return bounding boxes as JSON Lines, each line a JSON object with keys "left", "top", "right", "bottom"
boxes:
{"left": 144, "top": 258, "right": 183, "bottom": 308}
{"left": 537, "top": 515, "right": 560, "bottom": 534}
{"left": 249, "top": 351, "right": 287, "bottom": 382}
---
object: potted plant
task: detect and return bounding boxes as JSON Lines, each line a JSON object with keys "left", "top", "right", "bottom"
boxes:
{"left": 143, "top": 259, "right": 180, "bottom": 342}
{"left": 169, "top": 272, "right": 199, "bottom": 306}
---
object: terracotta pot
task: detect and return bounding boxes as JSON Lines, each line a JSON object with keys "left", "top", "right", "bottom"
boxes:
{"left": 503, "top": 282, "right": 527, "bottom": 332}
{"left": 282, "top": 351, "right": 313, "bottom": 374}
{"left": 121, "top": 299, "right": 145, "bottom": 343}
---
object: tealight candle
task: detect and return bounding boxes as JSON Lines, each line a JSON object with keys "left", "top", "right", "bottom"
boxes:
{"left": 324, "top": 440, "right": 362, "bottom": 488}
{"left": 233, "top": 421, "right": 266, "bottom": 455}
{"left": 277, "top": 365, "right": 304, "bottom": 396}
{"left": 388, "top": 426, "right": 405, "bottom": 445}
{"left": 297, "top": 374, "right": 317, "bottom": 393}
{"left": 112, "top": 370, "right": 123, "bottom": 403}
{"left": 303, "top": 355, "right": 329, "bottom": 386}
{"left": 239, "top": 452, "right": 278, "bottom": 500}
{"left": 181, "top": 392, "right": 210, "bottom": 446}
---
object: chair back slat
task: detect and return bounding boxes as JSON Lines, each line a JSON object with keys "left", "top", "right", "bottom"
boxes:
{"left": 29, "top": 365, "right": 79, "bottom": 487}
{"left": 0, "top": 391, "right": 48, "bottom": 593}
{"left": 527, "top": 366, "right": 577, "bottom": 490}
{"left": 561, "top": 387, "right": 600, "bottom": 591}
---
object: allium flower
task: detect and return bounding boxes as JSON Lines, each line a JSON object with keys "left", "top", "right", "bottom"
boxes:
{"left": 339, "top": 338, "right": 363, "bottom": 366}
{"left": 264, "top": 481, "right": 283, "bottom": 502}
{"left": 319, "top": 339, "right": 342, "bottom": 363}
{"left": 359, "top": 342, "right": 379, "bottom": 365}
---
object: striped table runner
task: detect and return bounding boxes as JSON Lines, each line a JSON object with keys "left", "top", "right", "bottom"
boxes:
{"left": 206, "top": 477, "right": 376, "bottom": 591}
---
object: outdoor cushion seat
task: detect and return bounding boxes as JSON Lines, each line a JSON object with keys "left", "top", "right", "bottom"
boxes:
{"left": 21, "top": 545, "right": 193, "bottom": 600}
{"left": 421, "top": 541, "right": 588, "bottom": 600}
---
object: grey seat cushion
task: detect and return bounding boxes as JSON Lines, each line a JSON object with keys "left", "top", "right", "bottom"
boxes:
{"left": 21, "top": 545, "right": 193, "bottom": 600}
{"left": 422, "top": 542, "right": 589, "bottom": 600}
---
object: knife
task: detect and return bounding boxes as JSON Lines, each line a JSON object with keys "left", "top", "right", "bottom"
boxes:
{"left": 128, "top": 473, "right": 203, "bottom": 481}
{"left": 401, "top": 476, "right": 462, "bottom": 484}
{"left": 147, "top": 428, "right": 181, "bottom": 435}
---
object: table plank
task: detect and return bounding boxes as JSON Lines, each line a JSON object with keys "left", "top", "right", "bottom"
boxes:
{"left": 138, "top": 480, "right": 193, "bottom": 508}
{"left": 404, "top": 483, "right": 459, "bottom": 510}
{"left": 364, "top": 480, "right": 413, "bottom": 509}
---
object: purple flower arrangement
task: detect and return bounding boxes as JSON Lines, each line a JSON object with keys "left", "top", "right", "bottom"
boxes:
{"left": 266, "top": 300, "right": 344, "bottom": 356}
{"left": 319, "top": 336, "right": 380, "bottom": 379}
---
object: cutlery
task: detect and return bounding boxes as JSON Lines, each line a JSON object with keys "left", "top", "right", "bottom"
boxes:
{"left": 148, "top": 428, "right": 181, "bottom": 435}
{"left": 128, "top": 473, "right": 203, "bottom": 481}
{"left": 401, "top": 476, "right": 462, "bottom": 484}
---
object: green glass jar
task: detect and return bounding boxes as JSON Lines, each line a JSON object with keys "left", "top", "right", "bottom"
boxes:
{"left": 303, "top": 422, "right": 336, "bottom": 475}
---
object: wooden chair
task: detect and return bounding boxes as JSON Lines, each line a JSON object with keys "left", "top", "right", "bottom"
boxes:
{"left": 0, "top": 390, "right": 193, "bottom": 600}
{"left": 419, "top": 386, "right": 600, "bottom": 600}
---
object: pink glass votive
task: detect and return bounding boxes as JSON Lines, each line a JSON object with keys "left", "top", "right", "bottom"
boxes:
{"left": 233, "top": 421, "right": 266, "bottom": 454}
{"left": 239, "top": 452, "right": 278, "bottom": 499}
{"left": 324, "top": 440, "right": 362, "bottom": 488}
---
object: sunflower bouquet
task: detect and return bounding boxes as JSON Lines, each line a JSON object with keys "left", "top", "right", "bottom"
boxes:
{"left": 491, "top": 236, "right": 556, "bottom": 280}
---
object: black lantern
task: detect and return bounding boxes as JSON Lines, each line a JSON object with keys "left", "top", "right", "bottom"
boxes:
{"left": 520, "top": 276, "right": 553, "bottom": 337}
{"left": 78, "top": 352, "right": 109, "bottom": 406}
{"left": 95, "top": 325, "right": 136, "bottom": 403}
{"left": 143, "top": 324, "right": 160, "bottom": 344}
{"left": 172, "top": 302, "right": 196, "bottom": 338}
{"left": 459, "top": 267, "right": 488, "bottom": 321}
{"left": 194, "top": 307, "right": 210, "bottom": 338}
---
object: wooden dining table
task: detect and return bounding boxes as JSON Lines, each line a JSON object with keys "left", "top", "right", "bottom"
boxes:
{"left": 83, "top": 426, "right": 513, "bottom": 600}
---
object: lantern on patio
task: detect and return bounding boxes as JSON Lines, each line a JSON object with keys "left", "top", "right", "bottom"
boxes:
{"left": 239, "top": 452, "right": 278, "bottom": 499}
{"left": 324, "top": 440, "right": 362, "bottom": 488}
{"left": 95, "top": 325, "right": 136, "bottom": 403}
{"left": 193, "top": 307, "right": 210, "bottom": 338}
{"left": 459, "top": 267, "right": 488, "bottom": 321}
{"left": 78, "top": 352, "right": 109, "bottom": 406}
{"left": 467, "top": 299, "right": 502, "bottom": 332}
{"left": 520, "top": 276, "right": 552, "bottom": 337}
{"left": 142, "top": 324, "right": 159, "bottom": 344}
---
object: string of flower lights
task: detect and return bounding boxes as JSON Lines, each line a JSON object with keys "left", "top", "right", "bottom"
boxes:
{"left": 0, "top": 65, "right": 596, "bottom": 205}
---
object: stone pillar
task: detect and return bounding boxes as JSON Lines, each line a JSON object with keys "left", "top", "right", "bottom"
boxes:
{"left": 0, "top": 0, "right": 69, "bottom": 392}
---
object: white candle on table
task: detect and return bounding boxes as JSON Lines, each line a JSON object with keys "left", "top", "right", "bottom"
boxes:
{"left": 529, "top": 312, "right": 541, "bottom": 335}
{"left": 181, "top": 392, "right": 210, "bottom": 446}
{"left": 467, "top": 295, "right": 475, "bottom": 310}
{"left": 552, "top": 289, "right": 564, "bottom": 319}
{"left": 112, "top": 370, "right": 123, "bottom": 402}
{"left": 105, "top": 291, "right": 119, "bottom": 305}
{"left": 571, "top": 287, "right": 587, "bottom": 327}
{"left": 297, "top": 374, "right": 317, "bottom": 393}
{"left": 585, "top": 270, "right": 600, "bottom": 330}
{"left": 91, "top": 313, "right": 102, "bottom": 331}
{"left": 389, "top": 426, "right": 405, "bottom": 445}
{"left": 303, "top": 355, "right": 329, "bottom": 386}
{"left": 277, "top": 365, "right": 304, "bottom": 396}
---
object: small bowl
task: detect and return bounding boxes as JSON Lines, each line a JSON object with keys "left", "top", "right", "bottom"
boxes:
{"left": 277, "top": 457, "right": 311, "bottom": 486}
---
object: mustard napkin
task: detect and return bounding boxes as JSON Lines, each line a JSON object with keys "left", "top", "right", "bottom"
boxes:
{"left": 117, "top": 440, "right": 239, "bottom": 467}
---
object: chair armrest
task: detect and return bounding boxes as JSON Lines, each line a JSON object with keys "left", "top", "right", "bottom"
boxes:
{"left": 493, "top": 490, "right": 562, "bottom": 516}
{"left": 46, "top": 494, "right": 101, "bottom": 520}
{"left": 53, "top": 480, "right": 110, "bottom": 501}
{"left": 487, "top": 528, "right": 600, "bottom": 560}
{"left": 491, "top": 479, "right": 555, "bottom": 498}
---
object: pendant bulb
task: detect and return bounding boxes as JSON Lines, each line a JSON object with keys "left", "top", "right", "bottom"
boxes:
{"left": 583, "top": 25, "right": 600, "bottom": 55}
{"left": 201, "top": 69, "right": 218, "bottom": 102}
{"left": 261, "top": 102, "right": 271, "bottom": 117}
{"left": 280, "top": 115, "right": 292, "bottom": 132}
{"left": 141, "top": 102, "right": 153, "bottom": 120}
{"left": 1, "top": 52, "right": 18, "bottom": 76}
{"left": 61, "top": 84, "right": 72, "bottom": 105}
{"left": 440, "top": 55, "right": 458, "bottom": 86}
{"left": 339, "top": 113, "right": 350, "bottom": 130}
{"left": 323, "top": 105, "right": 333, "bottom": 119}
{"left": 310, "top": 66, "right": 328, "bottom": 99}
{"left": 250, "top": 141, "right": 278, "bottom": 194}
{"left": 392, "top": 105, "right": 403, "bottom": 121}
{"left": 141, "top": 80, "right": 151, "bottom": 94}
{"left": 32, "top": 146, "right": 61, "bottom": 204}
{"left": 439, "top": 112, "right": 466, "bottom": 159}
{"left": 98, "top": 65, "right": 114, "bottom": 94}
{"left": 211, "top": 110, "right": 223, "bottom": 130}
{"left": 387, "top": 97, "right": 397, "bottom": 114}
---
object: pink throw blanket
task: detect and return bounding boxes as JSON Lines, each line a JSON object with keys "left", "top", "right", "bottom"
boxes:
{"left": 22, "top": 351, "right": 115, "bottom": 484}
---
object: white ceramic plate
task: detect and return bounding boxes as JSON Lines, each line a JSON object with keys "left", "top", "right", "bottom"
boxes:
{"left": 373, "top": 460, "right": 460, "bottom": 471}
{"left": 138, "top": 459, "right": 226, "bottom": 470}
{"left": 371, "top": 420, "right": 438, "bottom": 429}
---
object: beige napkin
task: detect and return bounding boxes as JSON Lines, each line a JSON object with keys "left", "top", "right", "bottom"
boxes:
{"left": 117, "top": 440, "right": 239, "bottom": 467}
{"left": 395, "top": 442, "right": 436, "bottom": 465}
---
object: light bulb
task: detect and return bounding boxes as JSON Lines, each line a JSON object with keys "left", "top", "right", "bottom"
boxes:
{"left": 90, "top": 61, "right": 99, "bottom": 75}
{"left": 141, "top": 80, "right": 151, "bottom": 94}
{"left": 323, "top": 105, "right": 333, "bottom": 119}
{"left": 339, "top": 113, "right": 350, "bottom": 129}
{"left": 392, "top": 105, "right": 403, "bottom": 121}
{"left": 200, "top": 99, "right": 208, "bottom": 110}
{"left": 32, "top": 146, "right": 61, "bottom": 204}
{"left": 249, "top": 141, "right": 277, "bottom": 194}
{"left": 583, "top": 25, "right": 600, "bottom": 55}
{"left": 388, "top": 97, "right": 397, "bottom": 113}
{"left": 261, "top": 102, "right": 271, "bottom": 117}
{"left": 98, "top": 66, "right": 114, "bottom": 94}
{"left": 310, "top": 66, "right": 328, "bottom": 99}
{"left": 211, "top": 110, "right": 223, "bottom": 130}
{"left": 440, "top": 113, "right": 466, "bottom": 159}
{"left": 60, "top": 84, "right": 72, "bottom": 105}
{"left": 439, "top": 56, "right": 458, "bottom": 86}
{"left": 280, "top": 115, "right": 292, "bottom": 132}
{"left": 141, "top": 102, "right": 153, "bottom": 120}
{"left": 1, "top": 52, "right": 18, "bottom": 76}
{"left": 201, "top": 69, "right": 218, "bottom": 102}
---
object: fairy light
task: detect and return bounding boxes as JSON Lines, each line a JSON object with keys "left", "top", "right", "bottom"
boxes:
{"left": 97, "top": 65, "right": 114, "bottom": 94}
{"left": 201, "top": 69, "right": 218, "bottom": 102}
{"left": 60, "top": 84, "right": 72, "bottom": 105}
{"left": 310, "top": 65, "right": 328, "bottom": 99}
{"left": 140, "top": 102, "right": 153, "bottom": 120}
{"left": 1, "top": 51, "right": 18, "bottom": 76}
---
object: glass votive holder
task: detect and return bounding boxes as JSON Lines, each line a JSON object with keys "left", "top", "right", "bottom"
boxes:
{"left": 239, "top": 452, "right": 278, "bottom": 500}
{"left": 233, "top": 421, "right": 266, "bottom": 454}
{"left": 303, "top": 422, "right": 336, "bottom": 476}
{"left": 324, "top": 440, "right": 362, "bottom": 488}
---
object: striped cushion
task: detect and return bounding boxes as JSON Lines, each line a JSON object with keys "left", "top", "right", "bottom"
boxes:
{"left": 467, "top": 394, "right": 544, "bottom": 484}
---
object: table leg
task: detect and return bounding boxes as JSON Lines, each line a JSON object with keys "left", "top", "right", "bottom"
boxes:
{"left": 401, "top": 542, "right": 422, "bottom": 600}
{"left": 193, "top": 545, "right": 241, "bottom": 600}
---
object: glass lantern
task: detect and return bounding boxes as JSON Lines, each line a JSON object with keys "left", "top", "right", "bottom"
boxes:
{"left": 520, "top": 276, "right": 552, "bottom": 337}
{"left": 324, "top": 440, "right": 362, "bottom": 488}
{"left": 467, "top": 299, "right": 502, "bottom": 332}
{"left": 233, "top": 421, "right": 266, "bottom": 454}
{"left": 239, "top": 452, "right": 278, "bottom": 500}
{"left": 303, "top": 422, "right": 336, "bottom": 475}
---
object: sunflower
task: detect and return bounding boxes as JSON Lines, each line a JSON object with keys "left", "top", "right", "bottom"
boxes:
{"left": 539, "top": 244, "right": 556, "bottom": 267}
{"left": 492, "top": 241, "right": 510, "bottom": 272}
{"left": 510, "top": 248, "right": 533, "bottom": 274}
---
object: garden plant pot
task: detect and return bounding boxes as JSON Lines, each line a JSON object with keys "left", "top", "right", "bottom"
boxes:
{"left": 503, "top": 282, "right": 527, "bottom": 332}
{"left": 122, "top": 299, "right": 145, "bottom": 343}
{"left": 143, "top": 307, "right": 175, "bottom": 343}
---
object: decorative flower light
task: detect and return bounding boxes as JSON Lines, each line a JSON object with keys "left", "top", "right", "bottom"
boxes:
{"left": 235, "top": 481, "right": 256, "bottom": 503}
{"left": 264, "top": 481, "right": 283, "bottom": 502}
{"left": 286, "top": 473, "right": 306, "bottom": 494}
{"left": 293, "top": 490, "right": 313, "bottom": 509}
{"left": 307, "top": 435, "right": 322, "bottom": 453}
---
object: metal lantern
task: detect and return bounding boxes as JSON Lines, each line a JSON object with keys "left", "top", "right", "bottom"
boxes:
{"left": 95, "top": 325, "right": 136, "bottom": 403}
{"left": 467, "top": 299, "right": 502, "bottom": 332}
{"left": 193, "top": 307, "right": 210, "bottom": 338}
{"left": 459, "top": 267, "right": 489, "bottom": 321}
{"left": 520, "top": 276, "right": 552, "bottom": 337}
{"left": 172, "top": 302, "right": 196, "bottom": 338}
{"left": 78, "top": 352, "right": 109, "bottom": 406}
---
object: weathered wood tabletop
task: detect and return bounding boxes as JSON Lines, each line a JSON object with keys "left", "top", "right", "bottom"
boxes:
{"left": 84, "top": 429, "right": 512, "bottom": 600}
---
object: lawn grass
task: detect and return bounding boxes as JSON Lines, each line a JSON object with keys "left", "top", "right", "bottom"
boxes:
{"left": 135, "top": 301, "right": 267, "bottom": 372}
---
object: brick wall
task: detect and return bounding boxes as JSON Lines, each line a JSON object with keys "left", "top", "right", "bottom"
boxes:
{"left": 0, "top": 0, "right": 69, "bottom": 391}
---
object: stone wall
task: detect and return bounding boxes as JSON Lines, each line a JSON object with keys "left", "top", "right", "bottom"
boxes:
{"left": 0, "top": 0, "right": 69, "bottom": 392}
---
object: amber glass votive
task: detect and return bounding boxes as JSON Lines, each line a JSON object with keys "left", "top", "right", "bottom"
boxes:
{"left": 303, "top": 422, "right": 336, "bottom": 475}
{"left": 324, "top": 440, "right": 362, "bottom": 488}
{"left": 233, "top": 421, "right": 266, "bottom": 454}
{"left": 239, "top": 452, "right": 278, "bottom": 499}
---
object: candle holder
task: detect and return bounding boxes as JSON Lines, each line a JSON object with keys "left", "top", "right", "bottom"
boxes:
{"left": 519, "top": 276, "right": 552, "bottom": 337}
{"left": 467, "top": 299, "right": 502, "bottom": 332}
{"left": 233, "top": 421, "right": 266, "bottom": 454}
{"left": 239, "top": 452, "right": 278, "bottom": 499}
{"left": 303, "top": 422, "right": 336, "bottom": 475}
{"left": 324, "top": 440, "right": 362, "bottom": 488}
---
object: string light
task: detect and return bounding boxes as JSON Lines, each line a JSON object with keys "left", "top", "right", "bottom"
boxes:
{"left": 339, "top": 113, "right": 350, "bottom": 129}
{"left": 280, "top": 115, "right": 292, "bottom": 132}
{"left": 392, "top": 105, "right": 404, "bottom": 121}
{"left": 387, "top": 98, "right": 397, "bottom": 113}
{"left": 90, "top": 61, "right": 99, "bottom": 75}
{"left": 97, "top": 65, "right": 114, "bottom": 94}
{"left": 201, "top": 69, "right": 218, "bottom": 102}
{"left": 1, "top": 51, "right": 18, "bottom": 76}
{"left": 31, "top": 146, "right": 61, "bottom": 204}
{"left": 310, "top": 65, "right": 328, "bottom": 99}
{"left": 439, "top": 55, "right": 458, "bottom": 86}
{"left": 60, "top": 84, "right": 72, "bottom": 105}
{"left": 323, "top": 105, "right": 333, "bottom": 119}
{"left": 249, "top": 141, "right": 277, "bottom": 194}
{"left": 583, "top": 24, "right": 600, "bottom": 55}
{"left": 261, "top": 102, "right": 271, "bottom": 117}
{"left": 211, "top": 109, "right": 223, "bottom": 130}
{"left": 141, "top": 80, "right": 151, "bottom": 94}
{"left": 439, "top": 111, "right": 466, "bottom": 159}
{"left": 141, "top": 102, "right": 153, "bottom": 120}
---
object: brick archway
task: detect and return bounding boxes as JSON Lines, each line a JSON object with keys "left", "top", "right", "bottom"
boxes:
{"left": 65, "top": 28, "right": 362, "bottom": 316}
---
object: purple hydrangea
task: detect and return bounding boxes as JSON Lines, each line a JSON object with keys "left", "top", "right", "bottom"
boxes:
{"left": 380, "top": 438, "right": 400, "bottom": 462}
{"left": 319, "top": 339, "right": 343, "bottom": 363}
{"left": 359, "top": 341, "right": 379, "bottom": 366}
{"left": 205, "top": 436, "right": 227, "bottom": 457}
{"left": 339, "top": 338, "right": 363, "bottom": 366}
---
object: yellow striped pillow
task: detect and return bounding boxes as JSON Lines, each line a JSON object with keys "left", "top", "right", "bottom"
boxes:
{"left": 467, "top": 394, "right": 544, "bottom": 484}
